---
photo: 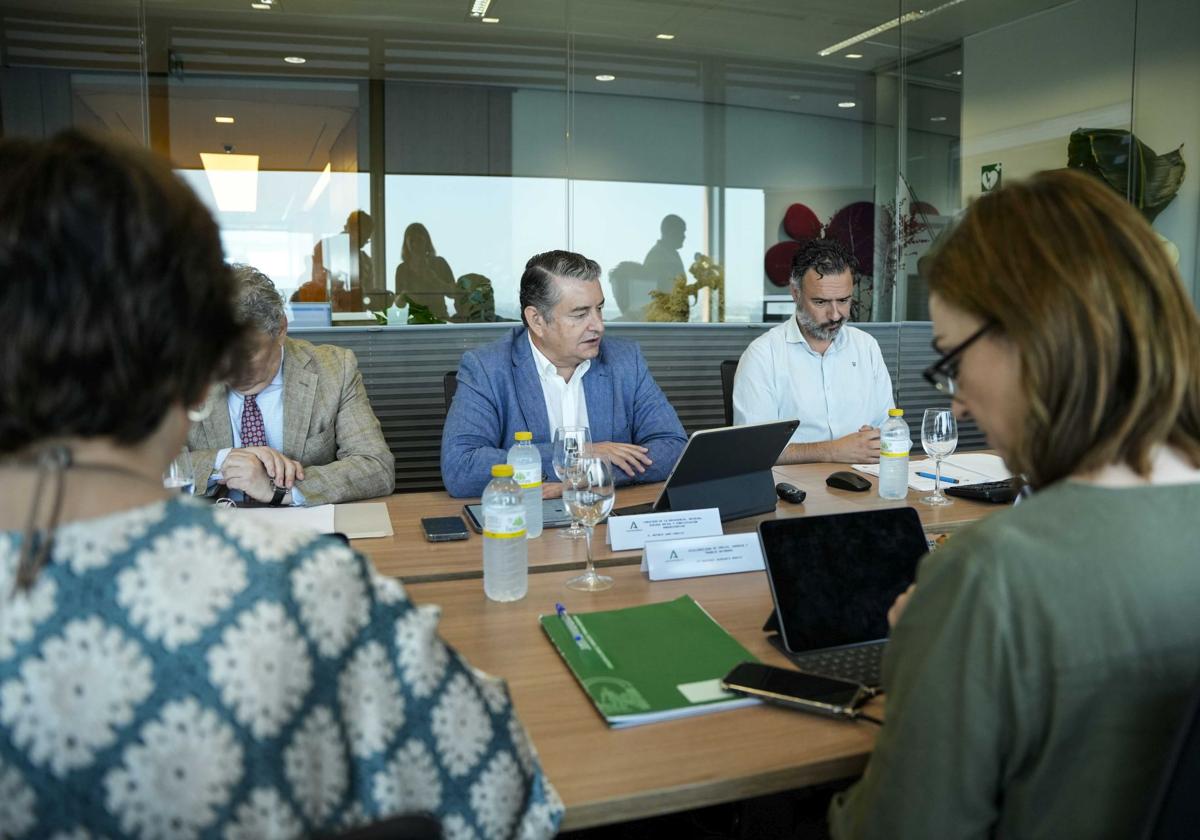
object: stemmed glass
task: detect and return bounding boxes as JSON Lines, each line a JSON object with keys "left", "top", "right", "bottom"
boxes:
{"left": 553, "top": 426, "right": 592, "bottom": 540}
{"left": 564, "top": 453, "right": 616, "bottom": 592}
{"left": 921, "top": 409, "right": 958, "bottom": 506}
{"left": 163, "top": 447, "right": 196, "bottom": 496}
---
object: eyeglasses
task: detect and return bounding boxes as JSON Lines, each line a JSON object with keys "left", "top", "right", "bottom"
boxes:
{"left": 922, "top": 322, "right": 994, "bottom": 396}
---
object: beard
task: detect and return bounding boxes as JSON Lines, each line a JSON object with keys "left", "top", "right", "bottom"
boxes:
{"left": 796, "top": 307, "right": 845, "bottom": 342}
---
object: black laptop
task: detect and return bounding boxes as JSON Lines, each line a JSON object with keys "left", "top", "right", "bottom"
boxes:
{"left": 758, "top": 508, "right": 928, "bottom": 689}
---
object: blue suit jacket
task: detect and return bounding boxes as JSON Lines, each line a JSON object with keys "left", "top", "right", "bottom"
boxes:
{"left": 441, "top": 327, "right": 688, "bottom": 498}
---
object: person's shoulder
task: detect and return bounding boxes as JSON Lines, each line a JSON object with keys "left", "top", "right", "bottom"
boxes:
{"left": 464, "top": 326, "right": 524, "bottom": 365}
{"left": 842, "top": 323, "right": 881, "bottom": 348}
{"left": 597, "top": 335, "right": 646, "bottom": 367}
{"left": 741, "top": 321, "right": 788, "bottom": 357}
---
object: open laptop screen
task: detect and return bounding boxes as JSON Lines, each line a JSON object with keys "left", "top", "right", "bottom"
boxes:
{"left": 759, "top": 508, "right": 927, "bottom": 653}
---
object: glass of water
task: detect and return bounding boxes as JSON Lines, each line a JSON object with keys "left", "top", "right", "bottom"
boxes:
{"left": 920, "top": 408, "right": 958, "bottom": 506}
{"left": 553, "top": 426, "right": 591, "bottom": 540}
{"left": 564, "top": 453, "right": 616, "bottom": 592}
{"left": 163, "top": 447, "right": 195, "bottom": 496}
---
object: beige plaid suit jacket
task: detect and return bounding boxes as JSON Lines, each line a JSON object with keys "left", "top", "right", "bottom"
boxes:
{"left": 187, "top": 337, "right": 395, "bottom": 504}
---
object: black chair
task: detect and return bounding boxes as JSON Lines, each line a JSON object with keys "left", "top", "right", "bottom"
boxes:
{"left": 319, "top": 813, "right": 441, "bottom": 840}
{"left": 1141, "top": 681, "right": 1200, "bottom": 839}
{"left": 443, "top": 371, "right": 458, "bottom": 412}
{"left": 720, "top": 358, "right": 739, "bottom": 427}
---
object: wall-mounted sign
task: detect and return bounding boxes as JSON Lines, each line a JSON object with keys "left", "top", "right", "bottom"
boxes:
{"left": 981, "top": 163, "right": 1002, "bottom": 192}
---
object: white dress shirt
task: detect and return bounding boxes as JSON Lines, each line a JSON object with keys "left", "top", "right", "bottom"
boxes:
{"left": 732, "top": 316, "right": 894, "bottom": 444}
{"left": 528, "top": 333, "right": 591, "bottom": 434}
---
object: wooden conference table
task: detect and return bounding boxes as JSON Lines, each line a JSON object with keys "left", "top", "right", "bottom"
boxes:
{"left": 354, "top": 461, "right": 1001, "bottom": 831}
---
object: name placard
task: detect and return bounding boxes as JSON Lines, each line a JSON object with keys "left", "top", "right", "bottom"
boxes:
{"left": 641, "top": 533, "right": 766, "bottom": 581}
{"left": 606, "top": 508, "right": 723, "bottom": 552}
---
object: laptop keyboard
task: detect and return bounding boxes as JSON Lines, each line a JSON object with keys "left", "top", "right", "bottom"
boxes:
{"left": 787, "top": 642, "right": 885, "bottom": 688}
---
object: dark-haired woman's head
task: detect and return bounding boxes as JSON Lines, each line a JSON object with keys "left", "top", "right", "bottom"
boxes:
{"left": 0, "top": 130, "right": 247, "bottom": 457}
{"left": 925, "top": 168, "right": 1200, "bottom": 487}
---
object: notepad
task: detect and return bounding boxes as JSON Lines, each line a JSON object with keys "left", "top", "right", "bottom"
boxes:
{"left": 539, "top": 595, "right": 760, "bottom": 728}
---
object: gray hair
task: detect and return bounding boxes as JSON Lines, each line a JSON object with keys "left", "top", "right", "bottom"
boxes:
{"left": 230, "top": 263, "right": 285, "bottom": 336}
{"left": 519, "top": 250, "right": 601, "bottom": 326}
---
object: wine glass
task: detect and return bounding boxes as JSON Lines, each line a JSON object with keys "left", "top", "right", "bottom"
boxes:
{"left": 552, "top": 426, "right": 592, "bottom": 540}
{"left": 564, "top": 454, "right": 616, "bottom": 592}
{"left": 920, "top": 409, "right": 958, "bottom": 506}
{"left": 163, "top": 447, "right": 196, "bottom": 496}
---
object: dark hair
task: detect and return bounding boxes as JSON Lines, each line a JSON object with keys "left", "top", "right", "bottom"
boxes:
{"left": 519, "top": 249, "right": 601, "bottom": 326}
{"left": 790, "top": 238, "right": 858, "bottom": 289}
{"left": 0, "top": 130, "right": 247, "bottom": 456}
{"left": 927, "top": 168, "right": 1200, "bottom": 487}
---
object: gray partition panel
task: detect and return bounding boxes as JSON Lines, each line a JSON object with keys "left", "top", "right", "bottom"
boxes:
{"left": 293, "top": 321, "right": 985, "bottom": 492}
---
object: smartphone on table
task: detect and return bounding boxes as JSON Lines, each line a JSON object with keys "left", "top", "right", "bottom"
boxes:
{"left": 420, "top": 516, "right": 470, "bottom": 542}
{"left": 721, "top": 662, "right": 872, "bottom": 720}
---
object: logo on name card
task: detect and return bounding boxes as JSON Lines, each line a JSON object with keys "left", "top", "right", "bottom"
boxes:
{"left": 627, "top": 521, "right": 640, "bottom": 531}
{"left": 670, "top": 550, "right": 680, "bottom": 560}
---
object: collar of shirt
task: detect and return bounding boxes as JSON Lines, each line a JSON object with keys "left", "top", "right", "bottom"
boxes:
{"left": 527, "top": 333, "right": 591, "bottom": 384}
{"left": 785, "top": 314, "right": 848, "bottom": 357}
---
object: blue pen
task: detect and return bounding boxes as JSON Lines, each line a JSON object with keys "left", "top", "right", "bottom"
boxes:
{"left": 555, "top": 603, "right": 590, "bottom": 651}
{"left": 917, "top": 471, "right": 959, "bottom": 484}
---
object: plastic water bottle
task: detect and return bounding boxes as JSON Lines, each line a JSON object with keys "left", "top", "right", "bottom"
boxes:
{"left": 506, "top": 431, "right": 543, "bottom": 539}
{"left": 879, "top": 408, "right": 911, "bottom": 500}
{"left": 482, "top": 464, "right": 528, "bottom": 602}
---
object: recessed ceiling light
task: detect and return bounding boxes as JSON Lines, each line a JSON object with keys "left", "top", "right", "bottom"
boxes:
{"left": 214, "top": 116, "right": 235, "bottom": 124}
{"left": 250, "top": 2, "right": 272, "bottom": 8}
{"left": 595, "top": 74, "right": 616, "bottom": 82}
{"left": 948, "top": 69, "right": 963, "bottom": 77}
{"left": 787, "top": 94, "right": 803, "bottom": 101}
{"left": 283, "top": 56, "right": 306, "bottom": 64}
{"left": 930, "top": 115, "right": 947, "bottom": 122}
{"left": 845, "top": 53, "right": 863, "bottom": 59}
{"left": 656, "top": 33, "right": 675, "bottom": 40}
{"left": 481, "top": 16, "right": 499, "bottom": 23}
{"left": 837, "top": 101, "right": 856, "bottom": 109}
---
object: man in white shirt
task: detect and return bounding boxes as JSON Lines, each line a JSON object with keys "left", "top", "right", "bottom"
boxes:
{"left": 733, "top": 238, "right": 894, "bottom": 464}
{"left": 440, "top": 250, "right": 687, "bottom": 498}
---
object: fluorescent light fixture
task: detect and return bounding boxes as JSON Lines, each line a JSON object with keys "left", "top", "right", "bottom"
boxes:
{"left": 930, "top": 115, "right": 947, "bottom": 122}
{"left": 199, "top": 152, "right": 259, "bottom": 213}
{"left": 595, "top": 74, "right": 615, "bottom": 82}
{"left": 845, "top": 53, "right": 863, "bottom": 59}
{"left": 250, "top": 3, "right": 272, "bottom": 8}
{"left": 837, "top": 101, "right": 857, "bottom": 109}
{"left": 214, "top": 116, "right": 235, "bottom": 124}
{"left": 481, "top": 16, "right": 500, "bottom": 23}
{"left": 656, "top": 33, "right": 675, "bottom": 40}
{"left": 468, "top": 0, "right": 492, "bottom": 17}
{"left": 283, "top": 55, "right": 306, "bottom": 64}
{"left": 787, "top": 94, "right": 803, "bottom": 101}
{"left": 302, "top": 162, "right": 332, "bottom": 212}
{"left": 818, "top": 0, "right": 968, "bottom": 56}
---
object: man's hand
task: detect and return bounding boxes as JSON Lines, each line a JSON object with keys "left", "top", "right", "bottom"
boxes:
{"left": 542, "top": 482, "right": 563, "bottom": 500}
{"left": 589, "top": 442, "right": 652, "bottom": 478}
{"left": 888, "top": 584, "right": 916, "bottom": 629}
{"left": 831, "top": 425, "right": 882, "bottom": 464}
{"left": 220, "top": 446, "right": 304, "bottom": 502}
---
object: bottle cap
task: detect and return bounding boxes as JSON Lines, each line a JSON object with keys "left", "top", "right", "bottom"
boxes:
{"left": 491, "top": 464, "right": 515, "bottom": 477}
{"left": 514, "top": 431, "right": 533, "bottom": 441}
{"left": 888, "top": 408, "right": 904, "bottom": 417}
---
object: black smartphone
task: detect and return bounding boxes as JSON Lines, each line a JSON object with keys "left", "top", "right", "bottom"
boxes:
{"left": 421, "top": 516, "right": 470, "bottom": 542}
{"left": 721, "top": 662, "right": 871, "bottom": 720}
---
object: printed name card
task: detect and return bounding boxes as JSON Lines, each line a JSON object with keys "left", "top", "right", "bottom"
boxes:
{"left": 641, "top": 533, "right": 766, "bottom": 581}
{"left": 606, "top": 508, "right": 723, "bottom": 552}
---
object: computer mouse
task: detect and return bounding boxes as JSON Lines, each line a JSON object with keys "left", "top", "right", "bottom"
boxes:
{"left": 775, "top": 482, "right": 807, "bottom": 504}
{"left": 826, "top": 470, "right": 872, "bottom": 492}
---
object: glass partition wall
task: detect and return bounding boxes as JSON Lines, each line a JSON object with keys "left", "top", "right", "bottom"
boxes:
{"left": 2, "top": 0, "right": 1196, "bottom": 323}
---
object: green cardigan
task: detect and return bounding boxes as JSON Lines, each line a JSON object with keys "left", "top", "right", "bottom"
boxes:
{"left": 829, "top": 480, "right": 1200, "bottom": 839}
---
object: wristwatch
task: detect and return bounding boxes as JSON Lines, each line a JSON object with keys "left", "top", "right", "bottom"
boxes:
{"left": 268, "top": 484, "right": 287, "bottom": 506}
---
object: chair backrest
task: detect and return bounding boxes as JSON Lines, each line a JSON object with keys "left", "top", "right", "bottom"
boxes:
{"left": 1141, "top": 680, "right": 1200, "bottom": 839}
{"left": 443, "top": 370, "right": 458, "bottom": 413}
{"left": 719, "top": 358, "right": 738, "bottom": 427}
{"left": 317, "top": 813, "right": 441, "bottom": 840}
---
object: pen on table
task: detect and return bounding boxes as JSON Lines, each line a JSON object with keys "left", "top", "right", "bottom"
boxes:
{"left": 555, "top": 603, "right": 591, "bottom": 651}
{"left": 916, "top": 471, "right": 959, "bottom": 484}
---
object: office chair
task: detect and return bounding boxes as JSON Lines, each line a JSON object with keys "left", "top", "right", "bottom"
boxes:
{"left": 443, "top": 371, "right": 458, "bottom": 412}
{"left": 317, "top": 813, "right": 441, "bottom": 840}
{"left": 1141, "top": 680, "right": 1200, "bottom": 839}
{"left": 720, "top": 359, "right": 739, "bottom": 427}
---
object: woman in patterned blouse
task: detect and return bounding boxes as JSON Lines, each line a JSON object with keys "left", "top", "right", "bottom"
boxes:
{"left": 0, "top": 130, "right": 562, "bottom": 839}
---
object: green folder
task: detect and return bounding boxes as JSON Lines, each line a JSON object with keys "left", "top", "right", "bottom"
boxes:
{"left": 540, "top": 595, "right": 761, "bottom": 728}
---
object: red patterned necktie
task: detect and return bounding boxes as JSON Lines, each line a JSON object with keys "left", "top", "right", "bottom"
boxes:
{"left": 240, "top": 394, "right": 267, "bottom": 448}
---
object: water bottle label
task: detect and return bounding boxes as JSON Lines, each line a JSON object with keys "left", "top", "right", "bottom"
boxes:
{"left": 881, "top": 441, "right": 911, "bottom": 457}
{"left": 484, "top": 510, "right": 526, "bottom": 539}
{"left": 513, "top": 465, "right": 541, "bottom": 489}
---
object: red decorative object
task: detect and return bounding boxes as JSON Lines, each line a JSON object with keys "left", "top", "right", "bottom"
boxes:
{"left": 764, "top": 240, "right": 802, "bottom": 287}
{"left": 826, "top": 201, "right": 876, "bottom": 276}
{"left": 783, "top": 203, "right": 822, "bottom": 241}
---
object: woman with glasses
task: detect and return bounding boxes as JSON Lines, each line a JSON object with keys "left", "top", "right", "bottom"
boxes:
{"left": 829, "top": 169, "right": 1200, "bottom": 838}
{"left": 0, "top": 132, "right": 561, "bottom": 838}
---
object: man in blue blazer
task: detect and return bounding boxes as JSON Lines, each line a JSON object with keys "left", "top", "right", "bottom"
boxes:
{"left": 441, "top": 250, "right": 688, "bottom": 498}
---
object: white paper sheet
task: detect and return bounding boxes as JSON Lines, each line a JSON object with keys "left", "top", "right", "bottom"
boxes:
{"left": 853, "top": 453, "right": 1011, "bottom": 492}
